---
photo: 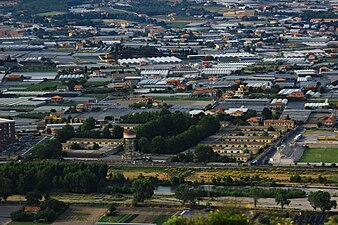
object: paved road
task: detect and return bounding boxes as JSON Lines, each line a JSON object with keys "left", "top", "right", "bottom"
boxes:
{"left": 253, "top": 126, "right": 304, "bottom": 165}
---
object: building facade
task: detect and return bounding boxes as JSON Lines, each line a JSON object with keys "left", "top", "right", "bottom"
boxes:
{"left": 0, "top": 118, "right": 15, "bottom": 152}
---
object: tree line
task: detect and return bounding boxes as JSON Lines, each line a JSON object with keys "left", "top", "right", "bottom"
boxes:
{"left": 0, "top": 162, "right": 108, "bottom": 197}
{"left": 137, "top": 115, "right": 220, "bottom": 154}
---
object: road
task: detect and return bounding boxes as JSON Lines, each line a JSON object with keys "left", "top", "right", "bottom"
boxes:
{"left": 253, "top": 126, "right": 305, "bottom": 165}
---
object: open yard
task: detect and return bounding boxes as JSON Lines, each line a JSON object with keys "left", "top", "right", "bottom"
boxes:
{"left": 299, "top": 148, "right": 338, "bottom": 163}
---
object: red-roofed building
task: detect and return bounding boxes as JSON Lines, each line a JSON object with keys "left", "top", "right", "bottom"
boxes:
{"left": 246, "top": 117, "right": 259, "bottom": 126}
{"left": 49, "top": 96, "right": 64, "bottom": 104}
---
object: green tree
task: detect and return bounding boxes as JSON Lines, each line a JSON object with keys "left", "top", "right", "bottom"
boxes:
{"left": 131, "top": 176, "right": 154, "bottom": 203}
{"left": 102, "top": 126, "right": 112, "bottom": 138}
{"left": 107, "top": 203, "right": 117, "bottom": 216}
{"left": 325, "top": 215, "right": 338, "bottom": 225}
{"left": 262, "top": 107, "right": 273, "bottom": 120}
{"left": 56, "top": 124, "right": 75, "bottom": 143}
{"left": 30, "top": 139, "right": 62, "bottom": 159}
{"left": 81, "top": 117, "right": 96, "bottom": 131}
{"left": 151, "top": 136, "right": 166, "bottom": 153}
{"left": 195, "top": 145, "right": 214, "bottom": 163}
{"left": 138, "top": 137, "right": 150, "bottom": 152}
{"left": 112, "top": 125, "right": 124, "bottom": 139}
{"left": 0, "top": 177, "right": 12, "bottom": 201}
{"left": 308, "top": 191, "right": 337, "bottom": 212}
{"left": 274, "top": 189, "right": 291, "bottom": 209}
{"left": 175, "top": 184, "right": 197, "bottom": 205}
{"left": 250, "top": 188, "right": 262, "bottom": 207}
{"left": 25, "top": 192, "right": 42, "bottom": 205}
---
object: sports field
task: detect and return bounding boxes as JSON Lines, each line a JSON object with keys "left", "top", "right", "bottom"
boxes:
{"left": 299, "top": 148, "right": 338, "bottom": 163}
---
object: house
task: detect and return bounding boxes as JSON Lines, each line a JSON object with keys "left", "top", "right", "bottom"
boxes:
{"left": 324, "top": 117, "right": 336, "bottom": 127}
{"left": 246, "top": 117, "right": 259, "bottom": 126}
{"left": 194, "top": 88, "right": 217, "bottom": 97}
{"left": 49, "top": 96, "right": 64, "bottom": 104}
{"left": 44, "top": 113, "right": 63, "bottom": 123}
{"left": 24, "top": 206, "right": 41, "bottom": 214}
{"left": 76, "top": 103, "right": 91, "bottom": 112}
{"left": 287, "top": 91, "right": 304, "bottom": 99}
{"left": 264, "top": 119, "right": 295, "bottom": 129}
{"left": 74, "top": 84, "right": 83, "bottom": 91}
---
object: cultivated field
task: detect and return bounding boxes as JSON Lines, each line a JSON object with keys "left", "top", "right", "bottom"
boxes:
{"left": 299, "top": 148, "right": 338, "bottom": 163}
{"left": 52, "top": 206, "right": 106, "bottom": 225}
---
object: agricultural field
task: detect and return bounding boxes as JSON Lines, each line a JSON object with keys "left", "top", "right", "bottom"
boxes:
{"left": 117, "top": 207, "right": 177, "bottom": 224}
{"left": 98, "top": 214, "right": 138, "bottom": 223}
{"left": 299, "top": 148, "right": 338, "bottom": 163}
{"left": 110, "top": 166, "right": 338, "bottom": 185}
{"left": 19, "top": 81, "right": 61, "bottom": 91}
{"left": 52, "top": 206, "right": 106, "bottom": 225}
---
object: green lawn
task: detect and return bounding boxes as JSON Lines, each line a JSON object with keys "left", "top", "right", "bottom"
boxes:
{"left": 98, "top": 214, "right": 138, "bottom": 223}
{"left": 299, "top": 148, "right": 338, "bottom": 163}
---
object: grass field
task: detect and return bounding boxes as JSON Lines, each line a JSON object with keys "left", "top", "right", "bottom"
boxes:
{"left": 299, "top": 148, "right": 338, "bottom": 163}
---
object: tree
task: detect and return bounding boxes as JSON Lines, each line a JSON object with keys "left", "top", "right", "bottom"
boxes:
{"left": 131, "top": 176, "right": 154, "bottom": 203}
{"left": 290, "top": 174, "right": 302, "bottom": 182}
{"left": 0, "top": 177, "right": 12, "bottom": 201}
{"left": 30, "top": 139, "right": 62, "bottom": 159}
{"left": 112, "top": 125, "right": 124, "bottom": 139}
{"left": 195, "top": 145, "right": 214, "bottom": 163}
{"left": 250, "top": 188, "right": 262, "bottom": 207}
{"left": 274, "top": 189, "right": 291, "bottom": 209}
{"left": 325, "top": 215, "right": 338, "bottom": 225}
{"left": 25, "top": 192, "right": 42, "bottom": 205}
{"left": 308, "top": 191, "right": 337, "bottom": 212}
{"left": 175, "top": 184, "right": 197, "bottom": 205}
{"left": 102, "top": 126, "right": 112, "bottom": 138}
{"left": 107, "top": 203, "right": 117, "bottom": 216}
{"left": 138, "top": 137, "right": 150, "bottom": 152}
{"left": 57, "top": 124, "right": 75, "bottom": 143}
{"left": 262, "top": 107, "right": 273, "bottom": 120}
{"left": 81, "top": 117, "right": 96, "bottom": 131}
{"left": 92, "top": 143, "right": 100, "bottom": 150}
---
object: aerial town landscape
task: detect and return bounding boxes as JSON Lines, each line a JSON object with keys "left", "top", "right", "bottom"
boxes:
{"left": 0, "top": 0, "right": 337, "bottom": 224}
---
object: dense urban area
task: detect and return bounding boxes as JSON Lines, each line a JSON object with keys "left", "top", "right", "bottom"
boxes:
{"left": 0, "top": 0, "right": 337, "bottom": 224}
